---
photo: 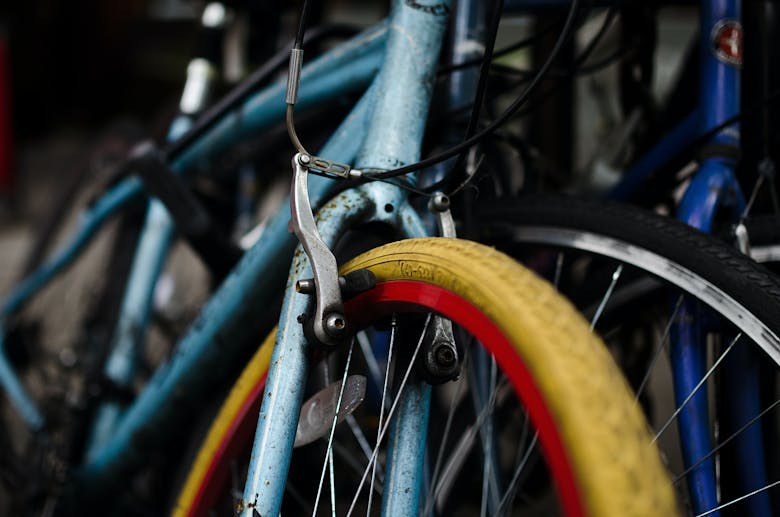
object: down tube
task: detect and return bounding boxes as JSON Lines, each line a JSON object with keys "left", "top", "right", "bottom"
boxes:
{"left": 69, "top": 84, "right": 379, "bottom": 505}
{"left": 0, "top": 25, "right": 386, "bottom": 432}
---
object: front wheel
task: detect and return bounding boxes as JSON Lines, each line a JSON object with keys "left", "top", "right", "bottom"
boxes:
{"left": 173, "top": 238, "right": 677, "bottom": 516}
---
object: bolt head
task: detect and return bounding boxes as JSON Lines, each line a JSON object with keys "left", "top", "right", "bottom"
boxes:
{"left": 432, "top": 192, "right": 450, "bottom": 212}
{"left": 298, "top": 154, "right": 311, "bottom": 165}
{"left": 433, "top": 342, "right": 456, "bottom": 367}
{"left": 324, "top": 313, "right": 347, "bottom": 338}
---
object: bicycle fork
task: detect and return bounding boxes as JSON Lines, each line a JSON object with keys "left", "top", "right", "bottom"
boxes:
{"left": 240, "top": 1, "right": 453, "bottom": 514}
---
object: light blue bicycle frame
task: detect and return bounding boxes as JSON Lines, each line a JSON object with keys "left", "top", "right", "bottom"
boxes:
{"left": 0, "top": 0, "right": 458, "bottom": 509}
{"left": 241, "top": 1, "right": 451, "bottom": 514}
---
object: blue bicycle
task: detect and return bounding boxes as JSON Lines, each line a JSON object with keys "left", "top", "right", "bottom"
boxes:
{"left": 0, "top": 0, "right": 779, "bottom": 516}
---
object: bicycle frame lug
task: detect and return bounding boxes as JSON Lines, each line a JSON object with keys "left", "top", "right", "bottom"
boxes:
{"left": 421, "top": 315, "right": 460, "bottom": 384}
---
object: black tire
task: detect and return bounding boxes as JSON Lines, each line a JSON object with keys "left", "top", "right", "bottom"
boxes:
{"left": 475, "top": 195, "right": 780, "bottom": 515}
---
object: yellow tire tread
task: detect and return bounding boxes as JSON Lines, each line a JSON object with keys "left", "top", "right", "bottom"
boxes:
{"left": 175, "top": 237, "right": 678, "bottom": 516}
{"left": 342, "top": 238, "right": 677, "bottom": 516}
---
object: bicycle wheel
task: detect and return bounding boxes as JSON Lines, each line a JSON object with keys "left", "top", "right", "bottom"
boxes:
{"left": 474, "top": 195, "right": 780, "bottom": 516}
{"left": 173, "top": 237, "right": 676, "bottom": 516}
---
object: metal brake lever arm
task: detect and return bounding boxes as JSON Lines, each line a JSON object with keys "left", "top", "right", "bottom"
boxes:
{"left": 289, "top": 153, "right": 347, "bottom": 346}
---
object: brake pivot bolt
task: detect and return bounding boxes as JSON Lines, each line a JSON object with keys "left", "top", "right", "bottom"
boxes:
{"left": 431, "top": 192, "right": 450, "bottom": 212}
{"left": 433, "top": 342, "right": 456, "bottom": 367}
{"left": 298, "top": 154, "right": 311, "bottom": 165}
{"left": 324, "top": 312, "right": 347, "bottom": 338}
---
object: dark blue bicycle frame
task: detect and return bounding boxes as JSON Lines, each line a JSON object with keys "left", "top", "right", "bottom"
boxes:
{"left": 608, "top": 1, "right": 770, "bottom": 515}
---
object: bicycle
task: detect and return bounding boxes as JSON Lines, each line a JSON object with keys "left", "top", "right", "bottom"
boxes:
{"left": 1, "top": 0, "right": 779, "bottom": 515}
{"left": 459, "top": 1, "right": 780, "bottom": 515}
{"left": 163, "top": 2, "right": 776, "bottom": 506}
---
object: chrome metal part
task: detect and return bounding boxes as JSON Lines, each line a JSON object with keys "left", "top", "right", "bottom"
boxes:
{"left": 429, "top": 192, "right": 456, "bottom": 238}
{"left": 179, "top": 58, "right": 218, "bottom": 115}
{"left": 422, "top": 314, "right": 459, "bottom": 383}
{"left": 289, "top": 153, "right": 346, "bottom": 346}
{"left": 325, "top": 313, "right": 347, "bottom": 339}
{"left": 734, "top": 221, "right": 750, "bottom": 255}
{"left": 307, "top": 155, "right": 353, "bottom": 178}
{"left": 511, "top": 225, "right": 780, "bottom": 363}
{"left": 430, "top": 192, "right": 450, "bottom": 212}
{"left": 751, "top": 245, "right": 780, "bottom": 263}
{"left": 296, "top": 278, "right": 315, "bottom": 294}
{"left": 285, "top": 48, "right": 304, "bottom": 105}
{"left": 294, "top": 375, "right": 367, "bottom": 447}
{"left": 202, "top": 2, "right": 228, "bottom": 27}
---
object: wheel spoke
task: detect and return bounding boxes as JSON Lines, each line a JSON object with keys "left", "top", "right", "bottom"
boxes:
{"left": 347, "top": 314, "right": 431, "bottom": 516}
{"left": 553, "top": 252, "right": 564, "bottom": 290}
{"left": 741, "top": 173, "right": 765, "bottom": 220}
{"left": 673, "top": 398, "right": 780, "bottom": 485}
{"left": 356, "top": 331, "right": 384, "bottom": 398}
{"left": 328, "top": 451, "right": 336, "bottom": 517}
{"left": 366, "top": 315, "right": 397, "bottom": 515}
{"left": 423, "top": 358, "right": 468, "bottom": 515}
{"left": 332, "top": 441, "right": 383, "bottom": 491}
{"left": 313, "top": 339, "right": 356, "bottom": 516}
{"left": 590, "top": 264, "right": 623, "bottom": 331}
{"left": 652, "top": 333, "right": 741, "bottom": 444}
{"left": 694, "top": 480, "right": 780, "bottom": 517}
{"left": 477, "top": 355, "right": 501, "bottom": 516}
{"left": 345, "top": 414, "right": 383, "bottom": 480}
{"left": 429, "top": 378, "right": 510, "bottom": 514}
{"left": 495, "top": 432, "right": 539, "bottom": 515}
{"left": 635, "top": 295, "right": 684, "bottom": 401}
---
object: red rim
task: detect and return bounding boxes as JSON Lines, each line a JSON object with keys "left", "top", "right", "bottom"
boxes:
{"left": 345, "top": 280, "right": 586, "bottom": 517}
{"left": 189, "top": 279, "right": 587, "bottom": 517}
{"left": 188, "top": 372, "right": 268, "bottom": 515}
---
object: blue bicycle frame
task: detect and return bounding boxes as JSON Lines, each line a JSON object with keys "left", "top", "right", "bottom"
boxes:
{"left": 7, "top": 0, "right": 452, "bottom": 508}
{"left": 241, "top": 2, "right": 451, "bottom": 514}
{"left": 0, "top": 19, "right": 392, "bottom": 507}
{"left": 0, "top": 1, "right": 772, "bottom": 513}
{"left": 608, "top": 1, "right": 769, "bottom": 515}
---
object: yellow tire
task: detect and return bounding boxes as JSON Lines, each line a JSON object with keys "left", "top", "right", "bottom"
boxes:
{"left": 174, "top": 238, "right": 678, "bottom": 516}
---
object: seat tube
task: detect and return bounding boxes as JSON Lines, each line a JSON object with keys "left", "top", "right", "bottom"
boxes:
{"left": 674, "top": 2, "right": 771, "bottom": 516}
{"left": 676, "top": 2, "right": 740, "bottom": 515}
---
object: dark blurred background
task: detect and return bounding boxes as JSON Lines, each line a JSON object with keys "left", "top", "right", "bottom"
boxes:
{"left": 1, "top": 0, "right": 200, "bottom": 139}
